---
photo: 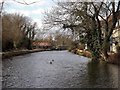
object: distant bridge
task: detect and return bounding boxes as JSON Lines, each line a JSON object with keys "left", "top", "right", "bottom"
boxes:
{"left": 55, "top": 45, "right": 69, "bottom": 50}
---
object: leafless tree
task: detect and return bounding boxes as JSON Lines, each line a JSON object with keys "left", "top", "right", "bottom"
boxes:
{"left": 2, "top": 13, "right": 38, "bottom": 51}
{"left": 42, "top": 1, "right": 120, "bottom": 61}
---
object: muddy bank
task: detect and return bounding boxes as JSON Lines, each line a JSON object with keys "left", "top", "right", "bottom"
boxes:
{"left": 1, "top": 49, "right": 51, "bottom": 59}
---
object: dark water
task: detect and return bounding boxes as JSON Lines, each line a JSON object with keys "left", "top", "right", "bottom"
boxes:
{"left": 2, "top": 51, "right": 119, "bottom": 88}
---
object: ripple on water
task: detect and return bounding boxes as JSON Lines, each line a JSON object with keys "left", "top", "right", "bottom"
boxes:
{"left": 2, "top": 51, "right": 118, "bottom": 88}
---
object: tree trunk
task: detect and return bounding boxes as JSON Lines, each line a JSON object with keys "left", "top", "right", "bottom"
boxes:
{"left": 0, "top": 16, "right": 2, "bottom": 52}
{"left": 102, "top": 40, "right": 110, "bottom": 61}
{"left": 27, "top": 39, "right": 32, "bottom": 50}
{"left": 13, "top": 41, "right": 17, "bottom": 49}
{"left": 103, "top": 50, "right": 109, "bottom": 61}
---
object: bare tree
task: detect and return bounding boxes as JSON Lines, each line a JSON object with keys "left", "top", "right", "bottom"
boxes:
{"left": 2, "top": 13, "right": 38, "bottom": 51}
{"left": 42, "top": 1, "right": 120, "bottom": 61}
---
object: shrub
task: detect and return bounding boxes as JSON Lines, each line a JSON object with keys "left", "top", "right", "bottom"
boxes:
{"left": 108, "top": 53, "right": 120, "bottom": 64}
{"left": 68, "top": 48, "right": 72, "bottom": 52}
{"left": 78, "top": 44, "right": 85, "bottom": 50}
{"left": 116, "top": 44, "right": 120, "bottom": 54}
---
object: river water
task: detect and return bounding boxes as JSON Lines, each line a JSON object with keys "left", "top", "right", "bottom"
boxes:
{"left": 2, "top": 51, "right": 119, "bottom": 88}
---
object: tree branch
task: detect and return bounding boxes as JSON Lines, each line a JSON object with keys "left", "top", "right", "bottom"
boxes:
{"left": 13, "top": 0, "right": 38, "bottom": 5}
{"left": 0, "top": 0, "right": 4, "bottom": 15}
{"left": 116, "top": 1, "right": 120, "bottom": 13}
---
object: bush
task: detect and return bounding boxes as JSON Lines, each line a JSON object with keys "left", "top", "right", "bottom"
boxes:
{"left": 2, "top": 41, "right": 14, "bottom": 52}
{"left": 76, "top": 49, "right": 91, "bottom": 58}
{"left": 68, "top": 48, "right": 72, "bottom": 52}
{"left": 71, "top": 49, "right": 77, "bottom": 54}
{"left": 78, "top": 44, "right": 85, "bottom": 50}
{"left": 108, "top": 53, "right": 120, "bottom": 64}
{"left": 116, "top": 44, "right": 120, "bottom": 54}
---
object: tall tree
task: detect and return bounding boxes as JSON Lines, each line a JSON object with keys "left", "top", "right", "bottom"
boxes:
{"left": 2, "top": 13, "right": 37, "bottom": 51}
{"left": 43, "top": 1, "right": 120, "bottom": 61}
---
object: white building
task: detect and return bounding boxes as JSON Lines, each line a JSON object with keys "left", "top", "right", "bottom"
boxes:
{"left": 110, "top": 19, "right": 120, "bottom": 53}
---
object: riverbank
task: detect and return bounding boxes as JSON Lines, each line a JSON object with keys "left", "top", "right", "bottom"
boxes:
{"left": 69, "top": 49, "right": 91, "bottom": 58}
{"left": 1, "top": 49, "right": 51, "bottom": 59}
{"left": 69, "top": 49, "right": 120, "bottom": 65}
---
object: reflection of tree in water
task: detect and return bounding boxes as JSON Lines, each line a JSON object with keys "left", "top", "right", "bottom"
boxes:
{"left": 87, "top": 61, "right": 100, "bottom": 87}
{"left": 87, "top": 60, "right": 112, "bottom": 88}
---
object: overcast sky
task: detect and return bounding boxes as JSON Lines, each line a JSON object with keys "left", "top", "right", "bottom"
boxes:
{"left": 3, "top": 0, "right": 56, "bottom": 28}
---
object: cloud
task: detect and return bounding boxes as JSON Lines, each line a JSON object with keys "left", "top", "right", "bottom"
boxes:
{"left": 10, "top": 9, "right": 30, "bottom": 16}
{"left": 33, "top": 18, "right": 42, "bottom": 28}
{"left": 31, "top": 8, "right": 45, "bottom": 15}
{"left": 4, "top": 0, "right": 56, "bottom": 30}
{"left": 31, "top": 6, "right": 52, "bottom": 15}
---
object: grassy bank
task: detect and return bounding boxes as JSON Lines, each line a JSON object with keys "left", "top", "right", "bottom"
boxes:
{"left": 1, "top": 49, "right": 51, "bottom": 59}
{"left": 69, "top": 49, "right": 120, "bottom": 65}
{"left": 69, "top": 49, "right": 91, "bottom": 58}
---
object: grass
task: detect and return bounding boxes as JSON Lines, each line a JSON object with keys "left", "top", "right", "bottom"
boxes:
{"left": 70, "top": 49, "right": 91, "bottom": 58}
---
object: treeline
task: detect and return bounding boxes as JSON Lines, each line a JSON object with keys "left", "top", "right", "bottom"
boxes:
{"left": 2, "top": 13, "right": 38, "bottom": 51}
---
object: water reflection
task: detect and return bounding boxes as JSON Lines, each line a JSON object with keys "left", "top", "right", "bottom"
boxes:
{"left": 87, "top": 60, "right": 118, "bottom": 88}
{"left": 2, "top": 51, "right": 119, "bottom": 88}
{"left": 87, "top": 61, "right": 100, "bottom": 87}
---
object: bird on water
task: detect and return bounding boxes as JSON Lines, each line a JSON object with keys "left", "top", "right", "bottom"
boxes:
{"left": 49, "top": 59, "right": 54, "bottom": 64}
{"left": 50, "top": 61, "right": 52, "bottom": 64}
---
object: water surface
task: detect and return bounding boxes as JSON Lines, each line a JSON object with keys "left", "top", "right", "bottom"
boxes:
{"left": 2, "top": 51, "right": 118, "bottom": 88}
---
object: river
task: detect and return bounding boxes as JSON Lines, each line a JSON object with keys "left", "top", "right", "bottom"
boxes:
{"left": 2, "top": 50, "right": 119, "bottom": 88}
